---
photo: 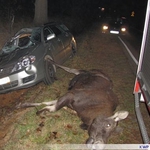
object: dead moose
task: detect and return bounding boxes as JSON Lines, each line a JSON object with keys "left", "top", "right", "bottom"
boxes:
{"left": 18, "top": 59, "right": 129, "bottom": 148}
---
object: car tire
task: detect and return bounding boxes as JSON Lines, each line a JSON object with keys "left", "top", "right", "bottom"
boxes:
{"left": 44, "top": 60, "right": 55, "bottom": 85}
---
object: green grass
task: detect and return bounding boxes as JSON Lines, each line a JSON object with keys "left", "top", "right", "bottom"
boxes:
{"left": 4, "top": 107, "right": 87, "bottom": 150}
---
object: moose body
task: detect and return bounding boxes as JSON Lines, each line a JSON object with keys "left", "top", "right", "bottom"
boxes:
{"left": 18, "top": 59, "right": 128, "bottom": 148}
{"left": 55, "top": 69, "right": 118, "bottom": 128}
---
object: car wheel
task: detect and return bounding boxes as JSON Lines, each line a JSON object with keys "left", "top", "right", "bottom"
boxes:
{"left": 44, "top": 60, "right": 55, "bottom": 85}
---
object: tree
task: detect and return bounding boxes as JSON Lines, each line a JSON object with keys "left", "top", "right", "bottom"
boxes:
{"left": 34, "top": 0, "right": 48, "bottom": 25}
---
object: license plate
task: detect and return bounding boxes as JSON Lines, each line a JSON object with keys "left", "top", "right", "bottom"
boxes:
{"left": 110, "top": 30, "right": 119, "bottom": 34}
{"left": 0, "top": 77, "right": 10, "bottom": 85}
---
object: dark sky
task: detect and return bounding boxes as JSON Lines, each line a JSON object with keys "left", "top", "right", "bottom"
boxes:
{"left": 0, "top": 0, "right": 148, "bottom": 30}
{"left": 0, "top": 0, "right": 147, "bottom": 17}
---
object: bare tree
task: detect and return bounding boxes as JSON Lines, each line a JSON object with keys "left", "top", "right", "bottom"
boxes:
{"left": 34, "top": 0, "right": 48, "bottom": 25}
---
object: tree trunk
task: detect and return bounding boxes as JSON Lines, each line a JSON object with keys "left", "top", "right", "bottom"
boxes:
{"left": 34, "top": 0, "right": 48, "bottom": 25}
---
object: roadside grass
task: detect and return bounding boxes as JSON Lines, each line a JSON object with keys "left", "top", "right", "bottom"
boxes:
{"left": 4, "top": 100, "right": 87, "bottom": 150}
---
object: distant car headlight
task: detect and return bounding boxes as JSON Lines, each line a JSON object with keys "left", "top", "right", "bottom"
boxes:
{"left": 103, "top": 25, "right": 108, "bottom": 30}
{"left": 121, "top": 27, "right": 126, "bottom": 32}
{"left": 11, "top": 55, "right": 36, "bottom": 73}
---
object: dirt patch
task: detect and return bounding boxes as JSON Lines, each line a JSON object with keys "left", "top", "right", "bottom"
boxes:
{"left": 0, "top": 83, "right": 48, "bottom": 148}
{"left": 0, "top": 22, "right": 149, "bottom": 149}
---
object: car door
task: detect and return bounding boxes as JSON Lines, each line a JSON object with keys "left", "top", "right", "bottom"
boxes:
{"left": 43, "top": 26, "right": 64, "bottom": 64}
{"left": 57, "top": 24, "right": 71, "bottom": 48}
{"left": 52, "top": 25, "right": 72, "bottom": 61}
{"left": 57, "top": 24, "right": 72, "bottom": 58}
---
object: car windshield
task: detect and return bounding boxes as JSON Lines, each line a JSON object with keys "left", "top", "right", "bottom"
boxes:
{"left": 107, "top": 17, "right": 126, "bottom": 25}
{"left": 0, "top": 27, "right": 41, "bottom": 55}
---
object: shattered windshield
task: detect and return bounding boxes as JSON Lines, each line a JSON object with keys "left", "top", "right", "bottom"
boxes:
{"left": 0, "top": 27, "right": 41, "bottom": 55}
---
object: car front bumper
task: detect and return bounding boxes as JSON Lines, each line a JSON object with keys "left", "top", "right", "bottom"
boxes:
{"left": 0, "top": 65, "right": 40, "bottom": 94}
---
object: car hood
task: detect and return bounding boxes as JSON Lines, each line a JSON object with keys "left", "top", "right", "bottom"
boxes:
{"left": 0, "top": 44, "right": 38, "bottom": 67}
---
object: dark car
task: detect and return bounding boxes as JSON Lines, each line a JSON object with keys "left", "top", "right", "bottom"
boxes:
{"left": 102, "top": 17, "right": 128, "bottom": 34}
{"left": 0, "top": 22, "right": 77, "bottom": 93}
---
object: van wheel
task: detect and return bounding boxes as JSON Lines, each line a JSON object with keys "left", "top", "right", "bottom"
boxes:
{"left": 44, "top": 60, "right": 55, "bottom": 85}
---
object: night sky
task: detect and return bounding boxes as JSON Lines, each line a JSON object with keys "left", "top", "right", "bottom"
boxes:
{"left": 0, "top": 0, "right": 148, "bottom": 30}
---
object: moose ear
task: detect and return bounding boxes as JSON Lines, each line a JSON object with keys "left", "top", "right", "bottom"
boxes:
{"left": 110, "top": 111, "right": 129, "bottom": 122}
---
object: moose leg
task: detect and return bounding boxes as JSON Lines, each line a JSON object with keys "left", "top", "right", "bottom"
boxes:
{"left": 36, "top": 105, "right": 57, "bottom": 115}
{"left": 46, "top": 58, "right": 80, "bottom": 75}
{"left": 37, "top": 92, "right": 75, "bottom": 114}
{"left": 16, "top": 100, "right": 57, "bottom": 108}
{"left": 17, "top": 92, "right": 74, "bottom": 115}
{"left": 17, "top": 100, "right": 58, "bottom": 115}
{"left": 37, "top": 92, "right": 74, "bottom": 115}
{"left": 55, "top": 92, "right": 74, "bottom": 110}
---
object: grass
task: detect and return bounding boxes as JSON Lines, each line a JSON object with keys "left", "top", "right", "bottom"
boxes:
{"left": 4, "top": 106, "right": 87, "bottom": 149}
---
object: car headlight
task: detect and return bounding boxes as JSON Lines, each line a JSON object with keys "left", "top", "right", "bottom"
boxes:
{"left": 22, "top": 57, "right": 31, "bottom": 67}
{"left": 121, "top": 27, "right": 126, "bottom": 32}
{"left": 103, "top": 25, "right": 108, "bottom": 30}
{"left": 11, "top": 55, "right": 36, "bottom": 73}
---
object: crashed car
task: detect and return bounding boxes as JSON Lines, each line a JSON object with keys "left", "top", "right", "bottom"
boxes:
{"left": 102, "top": 17, "right": 128, "bottom": 34}
{"left": 0, "top": 22, "right": 77, "bottom": 93}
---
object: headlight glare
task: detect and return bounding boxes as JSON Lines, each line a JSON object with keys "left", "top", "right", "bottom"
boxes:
{"left": 103, "top": 25, "right": 108, "bottom": 30}
{"left": 121, "top": 27, "right": 126, "bottom": 32}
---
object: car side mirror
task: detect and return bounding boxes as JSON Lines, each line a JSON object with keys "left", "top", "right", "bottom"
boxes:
{"left": 47, "top": 33, "right": 55, "bottom": 41}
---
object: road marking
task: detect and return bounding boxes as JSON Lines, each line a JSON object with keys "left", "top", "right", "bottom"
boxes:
{"left": 118, "top": 36, "right": 139, "bottom": 66}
